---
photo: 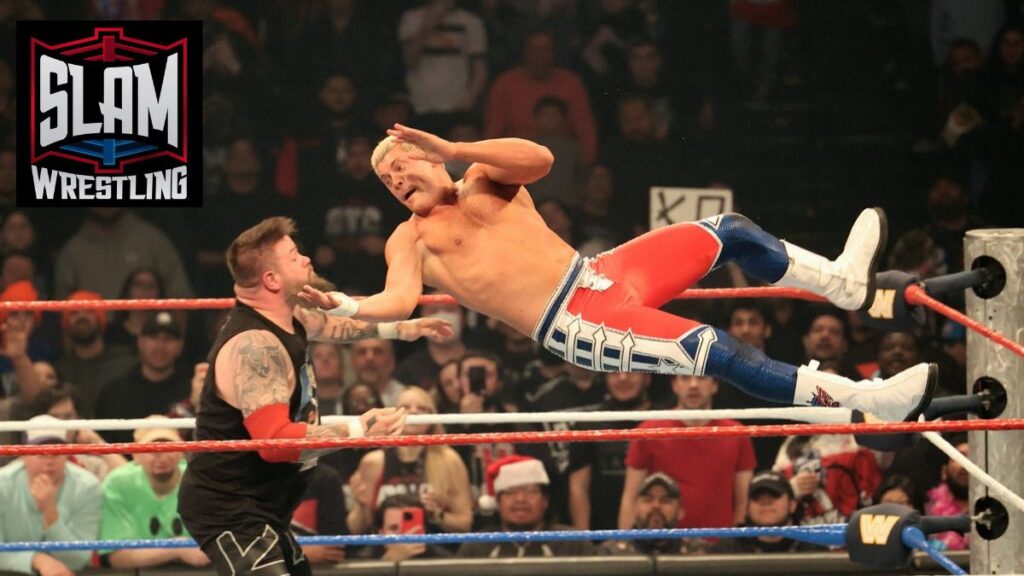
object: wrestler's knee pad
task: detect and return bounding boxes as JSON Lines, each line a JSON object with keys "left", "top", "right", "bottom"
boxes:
{"left": 697, "top": 213, "right": 788, "bottom": 282}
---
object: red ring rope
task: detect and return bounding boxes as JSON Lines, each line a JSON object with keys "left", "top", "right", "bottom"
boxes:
{"left": 2, "top": 284, "right": 1017, "bottom": 358}
{"left": 5, "top": 418, "right": 1024, "bottom": 457}
{"left": 0, "top": 287, "right": 825, "bottom": 313}
{"left": 906, "top": 285, "right": 1024, "bottom": 359}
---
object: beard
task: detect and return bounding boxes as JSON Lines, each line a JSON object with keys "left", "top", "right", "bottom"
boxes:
{"left": 946, "top": 476, "right": 969, "bottom": 500}
{"left": 289, "top": 271, "right": 336, "bottom": 308}
{"left": 306, "top": 271, "right": 335, "bottom": 292}
{"left": 69, "top": 325, "right": 101, "bottom": 346}
{"left": 634, "top": 514, "right": 674, "bottom": 553}
{"left": 812, "top": 344, "right": 836, "bottom": 360}
{"left": 640, "top": 511, "right": 669, "bottom": 529}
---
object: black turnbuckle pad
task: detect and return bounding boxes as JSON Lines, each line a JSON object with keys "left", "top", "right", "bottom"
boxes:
{"left": 923, "top": 395, "right": 985, "bottom": 420}
{"left": 973, "top": 497, "right": 1009, "bottom": 540}
{"left": 860, "top": 271, "right": 925, "bottom": 331}
{"left": 918, "top": 378, "right": 1006, "bottom": 420}
{"left": 970, "top": 256, "right": 1006, "bottom": 299}
{"left": 846, "top": 504, "right": 975, "bottom": 570}
{"left": 972, "top": 377, "right": 1007, "bottom": 420}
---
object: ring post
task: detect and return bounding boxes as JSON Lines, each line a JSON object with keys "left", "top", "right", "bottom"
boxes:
{"left": 965, "top": 229, "right": 1024, "bottom": 574}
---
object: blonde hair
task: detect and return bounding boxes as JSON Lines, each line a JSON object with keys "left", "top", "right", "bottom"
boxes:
{"left": 226, "top": 217, "right": 296, "bottom": 288}
{"left": 397, "top": 387, "right": 459, "bottom": 503}
{"left": 371, "top": 136, "right": 424, "bottom": 176}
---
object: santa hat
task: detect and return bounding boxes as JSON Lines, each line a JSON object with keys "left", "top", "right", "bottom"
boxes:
{"left": 61, "top": 290, "right": 107, "bottom": 332}
{"left": 478, "top": 455, "right": 549, "bottom": 511}
{"left": 0, "top": 280, "right": 42, "bottom": 324}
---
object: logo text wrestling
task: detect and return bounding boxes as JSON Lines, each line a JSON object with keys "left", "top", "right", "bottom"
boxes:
{"left": 17, "top": 22, "right": 202, "bottom": 207}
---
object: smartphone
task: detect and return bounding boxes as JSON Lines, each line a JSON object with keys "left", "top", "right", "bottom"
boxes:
{"left": 400, "top": 507, "right": 425, "bottom": 534}
{"left": 468, "top": 366, "right": 487, "bottom": 395}
{"left": 795, "top": 449, "right": 826, "bottom": 486}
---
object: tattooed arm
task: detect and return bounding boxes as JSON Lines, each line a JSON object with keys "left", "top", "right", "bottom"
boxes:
{"left": 228, "top": 330, "right": 293, "bottom": 415}
{"left": 222, "top": 330, "right": 407, "bottom": 462}
{"left": 293, "top": 306, "right": 453, "bottom": 344}
{"left": 292, "top": 307, "right": 381, "bottom": 342}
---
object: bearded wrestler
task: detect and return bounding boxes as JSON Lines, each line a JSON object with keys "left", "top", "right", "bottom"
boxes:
{"left": 179, "top": 217, "right": 451, "bottom": 576}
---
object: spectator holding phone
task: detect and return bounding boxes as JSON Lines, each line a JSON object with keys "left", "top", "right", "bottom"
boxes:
{"left": 458, "top": 350, "right": 517, "bottom": 415}
{"left": 356, "top": 494, "right": 453, "bottom": 561}
{"left": 449, "top": 352, "right": 557, "bottom": 522}
{"left": 773, "top": 434, "right": 883, "bottom": 526}
{"left": 347, "top": 387, "right": 473, "bottom": 535}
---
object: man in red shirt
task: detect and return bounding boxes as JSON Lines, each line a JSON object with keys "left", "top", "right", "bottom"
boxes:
{"left": 619, "top": 375, "right": 755, "bottom": 529}
{"left": 484, "top": 30, "right": 598, "bottom": 164}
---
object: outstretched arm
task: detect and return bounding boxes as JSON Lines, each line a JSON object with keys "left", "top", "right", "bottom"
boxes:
{"left": 388, "top": 123, "right": 553, "bottom": 186}
{"left": 299, "top": 222, "right": 424, "bottom": 322}
{"left": 294, "top": 306, "right": 452, "bottom": 343}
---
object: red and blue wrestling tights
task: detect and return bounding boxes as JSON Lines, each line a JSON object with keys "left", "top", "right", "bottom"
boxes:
{"left": 532, "top": 214, "right": 798, "bottom": 404}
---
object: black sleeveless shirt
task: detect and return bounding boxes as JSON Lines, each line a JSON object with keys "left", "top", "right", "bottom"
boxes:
{"left": 178, "top": 302, "right": 319, "bottom": 541}
{"left": 374, "top": 449, "right": 427, "bottom": 510}
{"left": 374, "top": 449, "right": 449, "bottom": 534}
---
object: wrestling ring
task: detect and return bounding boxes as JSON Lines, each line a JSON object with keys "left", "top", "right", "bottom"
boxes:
{"left": 0, "top": 229, "right": 1021, "bottom": 575}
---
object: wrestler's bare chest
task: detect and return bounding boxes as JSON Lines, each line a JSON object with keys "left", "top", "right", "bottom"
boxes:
{"left": 414, "top": 200, "right": 519, "bottom": 288}
{"left": 415, "top": 204, "right": 479, "bottom": 255}
{"left": 412, "top": 187, "right": 574, "bottom": 334}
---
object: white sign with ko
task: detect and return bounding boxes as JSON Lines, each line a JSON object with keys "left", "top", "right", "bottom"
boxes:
{"left": 649, "top": 187, "right": 733, "bottom": 230}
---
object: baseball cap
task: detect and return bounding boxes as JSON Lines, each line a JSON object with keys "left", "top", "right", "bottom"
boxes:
{"left": 639, "top": 472, "right": 680, "bottom": 499}
{"left": 749, "top": 471, "right": 795, "bottom": 499}
{"left": 133, "top": 415, "right": 183, "bottom": 443}
{"left": 24, "top": 415, "right": 69, "bottom": 445}
{"left": 141, "top": 312, "right": 182, "bottom": 338}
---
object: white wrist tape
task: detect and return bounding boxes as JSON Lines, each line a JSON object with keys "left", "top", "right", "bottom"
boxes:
{"left": 347, "top": 418, "right": 365, "bottom": 439}
{"left": 377, "top": 321, "right": 399, "bottom": 340}
{"left": 325, "top": 292, "right": 359, "bottom": 317}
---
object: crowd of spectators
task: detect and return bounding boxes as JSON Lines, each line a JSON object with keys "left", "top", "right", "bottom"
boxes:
{"left": 0, "top": 0, "right": 1017, "bottom": 572}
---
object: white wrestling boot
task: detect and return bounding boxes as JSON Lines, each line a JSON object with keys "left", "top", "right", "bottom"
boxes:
{"left": 793, "top": 361, "right": 938, "bottom": 422}
{"left": 775, "top": 208, "right": 888, "bottom": 310}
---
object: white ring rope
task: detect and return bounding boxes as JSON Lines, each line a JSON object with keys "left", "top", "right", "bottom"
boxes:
{"left": 922, "top": 430, "right": 1024, "bottom": 515}
{"left": 8, "top": 410, "right": 1024, "bottom": 518}
{"left": 0, "top": 406, "right": 854, "bottom": 433}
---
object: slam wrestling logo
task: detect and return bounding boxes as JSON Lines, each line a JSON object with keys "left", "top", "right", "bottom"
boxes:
{"left": 16, "top": 21, "right": 202, "bottom": 206}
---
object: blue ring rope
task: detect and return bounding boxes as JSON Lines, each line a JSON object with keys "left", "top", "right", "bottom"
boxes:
{"left": 0, "top": 525, "right": 847, "bottom": 553}
{"left": 901, "top": 526, "right": 967, "bottom": 576}
{"left": 0, "top": 524, "right": 967, "bottom": 575}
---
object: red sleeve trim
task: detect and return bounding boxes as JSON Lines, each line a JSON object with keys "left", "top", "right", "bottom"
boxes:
{"left": 243, "top": 403, "right": 309, "bottom": 463}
